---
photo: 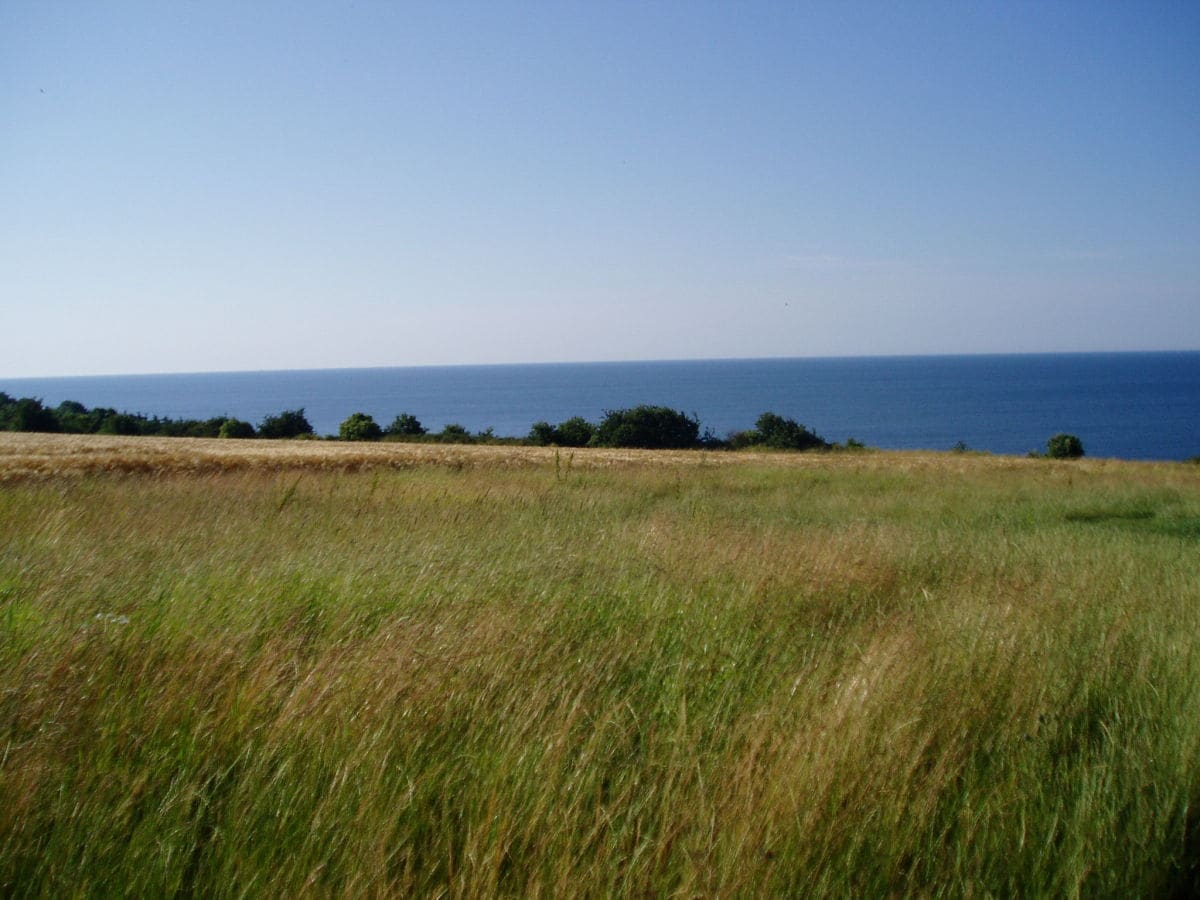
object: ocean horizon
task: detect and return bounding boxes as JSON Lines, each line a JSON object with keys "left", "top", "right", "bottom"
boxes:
{"left": 3, "top": 351, "right": 1198, "bottom": 462}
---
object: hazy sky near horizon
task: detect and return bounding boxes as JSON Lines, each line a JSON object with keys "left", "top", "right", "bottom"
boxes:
{"left": 2, "top": 1, "right": 1198, "bottom": 377}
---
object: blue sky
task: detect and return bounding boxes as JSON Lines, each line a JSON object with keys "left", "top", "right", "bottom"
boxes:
{"left": 2, "top": 1, "right": 1197, "bottom": 376}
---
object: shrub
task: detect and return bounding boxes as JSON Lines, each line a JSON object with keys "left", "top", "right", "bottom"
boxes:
{"left": 98, "top": 412, "right": 146, "bottom": 435}
{"left": 556, "top": 416, "right": 595, "bottom": 447}
{"left": 338, "top": 412, "right": 383, "bottom": 442}
{"left": 258, "top": 409, "right": 314, "bottom": 439}
{"left": 53, "top": 400, "right": 93, "bottom": 433}
{"left": 727, "top": 430, "right": 757, "bottom": 451}
{"left": 437, "top": 423, "right": 472, "bottom": 444}
{"left": 528, "top": 416, "right": 596, "bottom": 447}
{"left": 753, "top": 412, "right": 830, "bottom": 451}
{"left": 47, "top": 402, "right": 119, "bottom": 434}
{"left": 729, "top": 413, "right": 829, "bottom": 452}
{"left": 528, "top": 421, "right": 557, "bottom": 446}
{"left": 1046, "top": 433, "right": 1085, "bottom": 459}
{"left": 170, "top": 417, "right": 227, "bottom": 438}
{"left": 218, "top": 418, "right": 256, "bottom": 439}
{"left": 385, "top": 413, "right": 427, "bottom": 436}
{"left": 592, "top": 406, "right": 700, "bottom": 449}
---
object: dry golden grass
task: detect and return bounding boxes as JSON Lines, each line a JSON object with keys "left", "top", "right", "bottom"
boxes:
{"left": 1, "top": 431, "right": 1182, "bottom": 482}
{"left": 0, "top": 432, "right": 753, "bottom": 480}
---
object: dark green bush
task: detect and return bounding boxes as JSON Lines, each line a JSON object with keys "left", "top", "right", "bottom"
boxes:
{"left": 437, "top": 423, "right": 472, "bottom": 443}
{"left": 529, "top": 416, "right": 597, "bottom": 447}
{"left": 155, "top": 416, "right": 226, "bottom": 438}
{"left": 592, "top": 406, "right": 700, "bottom": 449}
{"left": 97, "top": 413, "right": 144, "bottom": 436}
{"left": 258, "top": 409, "right": 314, "bottom": 439}
{"left": 754, "top": 412, "right": 829, "bottom": 451}
{"left": 729, "top": 412, "right": 829, "bottom": 452}
{"left": 528, "top": 421, "right": 557, "bottom": 445}
{"left": 53, "top": 400, "right": 96, "bottom": 433}
{"left": 726, "top": 430, "right": 754, "bottom": 451}
{"left": 1046, "top": 433, "right": 1085, "bottom": 459}
{"left": 385, "top": 413, "right": 427, "bottom": 436}
{"left": 556, "top": 416, "right": 595, "bottom": 447}
{"left": 338, "top": 412, "right": 383, "bottom": 442}
{"left": 218, "top": 418, "right": 256, "bottom": 439}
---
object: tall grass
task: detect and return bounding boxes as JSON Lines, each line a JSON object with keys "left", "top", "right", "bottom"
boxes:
{"left": 1, "top": 444, "right": 1199, "bottom": 895}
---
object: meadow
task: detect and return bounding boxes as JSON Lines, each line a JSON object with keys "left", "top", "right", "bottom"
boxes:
{"left": 1, "top": 434, "right": 1199, "bottom": 896}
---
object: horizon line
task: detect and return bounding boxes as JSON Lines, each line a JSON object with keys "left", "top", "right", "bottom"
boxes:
{"left": 3, "top": 347, "right": 1199, "bottom": 382}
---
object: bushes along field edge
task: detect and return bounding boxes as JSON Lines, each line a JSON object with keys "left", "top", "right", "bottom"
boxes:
{"left": 1, "top": 392, "right": 1119, "bottom": 457}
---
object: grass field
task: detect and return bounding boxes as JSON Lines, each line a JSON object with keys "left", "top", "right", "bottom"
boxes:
{"left": 2, "top": 434, "right": 1199, "bottom": 895}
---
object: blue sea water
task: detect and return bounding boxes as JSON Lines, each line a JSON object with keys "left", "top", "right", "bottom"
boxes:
{"left": 2, "top": 352, "right": 1198, "bottom": 461}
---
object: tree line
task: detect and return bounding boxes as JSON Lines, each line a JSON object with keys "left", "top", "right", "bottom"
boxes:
{"left": 0, "top": 393, "right": 323, "bottom": 440}
{"left": 330, "top": 405, "right": 842, "bottom": 451}
{"left": 1, "top": 391, "right": 1093, "bottom": 457}
{"left": 0, "top": 392, "right": 843, "bottom": 452}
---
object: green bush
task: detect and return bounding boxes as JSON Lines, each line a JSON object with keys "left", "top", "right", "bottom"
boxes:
{"left": 437, "top": 423, "right": 472, "bottom": 444}
{"left": 592, "top": 406, "right": 700, "bottom": 449}
{"left": 218, "top": 418, "right": 256, "bottom": 439}
{"left": 729, "top": 412, "right": 829, "bottom": 452}
{"left": 385, "top": 413, "right": 427, "bottom": 436}
{"left": 156, "top": 416, "right": 226, "bottom": 438}
{"left": 97, "top": 412, "right": 144, "bottom": 436}
{"left": 258, "top": 409, "right": 314, "bottom": 439}
{"left": 754, "top": 412, "right": 829, "bottom": 451}
{"left": 556, "top": 416, "right": 595, "bottom": 447}
{"left": 338, "top": 412, "right": 383, "bottom": 442}
{"left": 1046, "top": 433, "right": 1085, "bottom": 459}
{"left": 53, "top": 400, "right": 96, "bottom": 433}
{"left": 528, "top": 416, "right": 597, "bottom": 447}
{"left": 528, "top": 421, "right": 557, "bottom": 445}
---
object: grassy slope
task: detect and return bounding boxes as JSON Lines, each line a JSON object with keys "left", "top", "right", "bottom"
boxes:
{"left": 1, "top": 435, "right": 1199, "bottom": 895}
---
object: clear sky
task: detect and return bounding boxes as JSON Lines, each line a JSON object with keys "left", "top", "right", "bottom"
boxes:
{"left": 2, "top": 1, "right": 1198, "bottom": 376}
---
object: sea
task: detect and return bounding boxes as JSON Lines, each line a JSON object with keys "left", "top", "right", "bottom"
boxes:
{"left": 2, "top": 352, "right": 1198, "bottom": 462}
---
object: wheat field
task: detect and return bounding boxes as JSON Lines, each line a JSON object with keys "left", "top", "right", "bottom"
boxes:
{"left": 1, "top": 434, "right": 1198, "bottom": 895}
